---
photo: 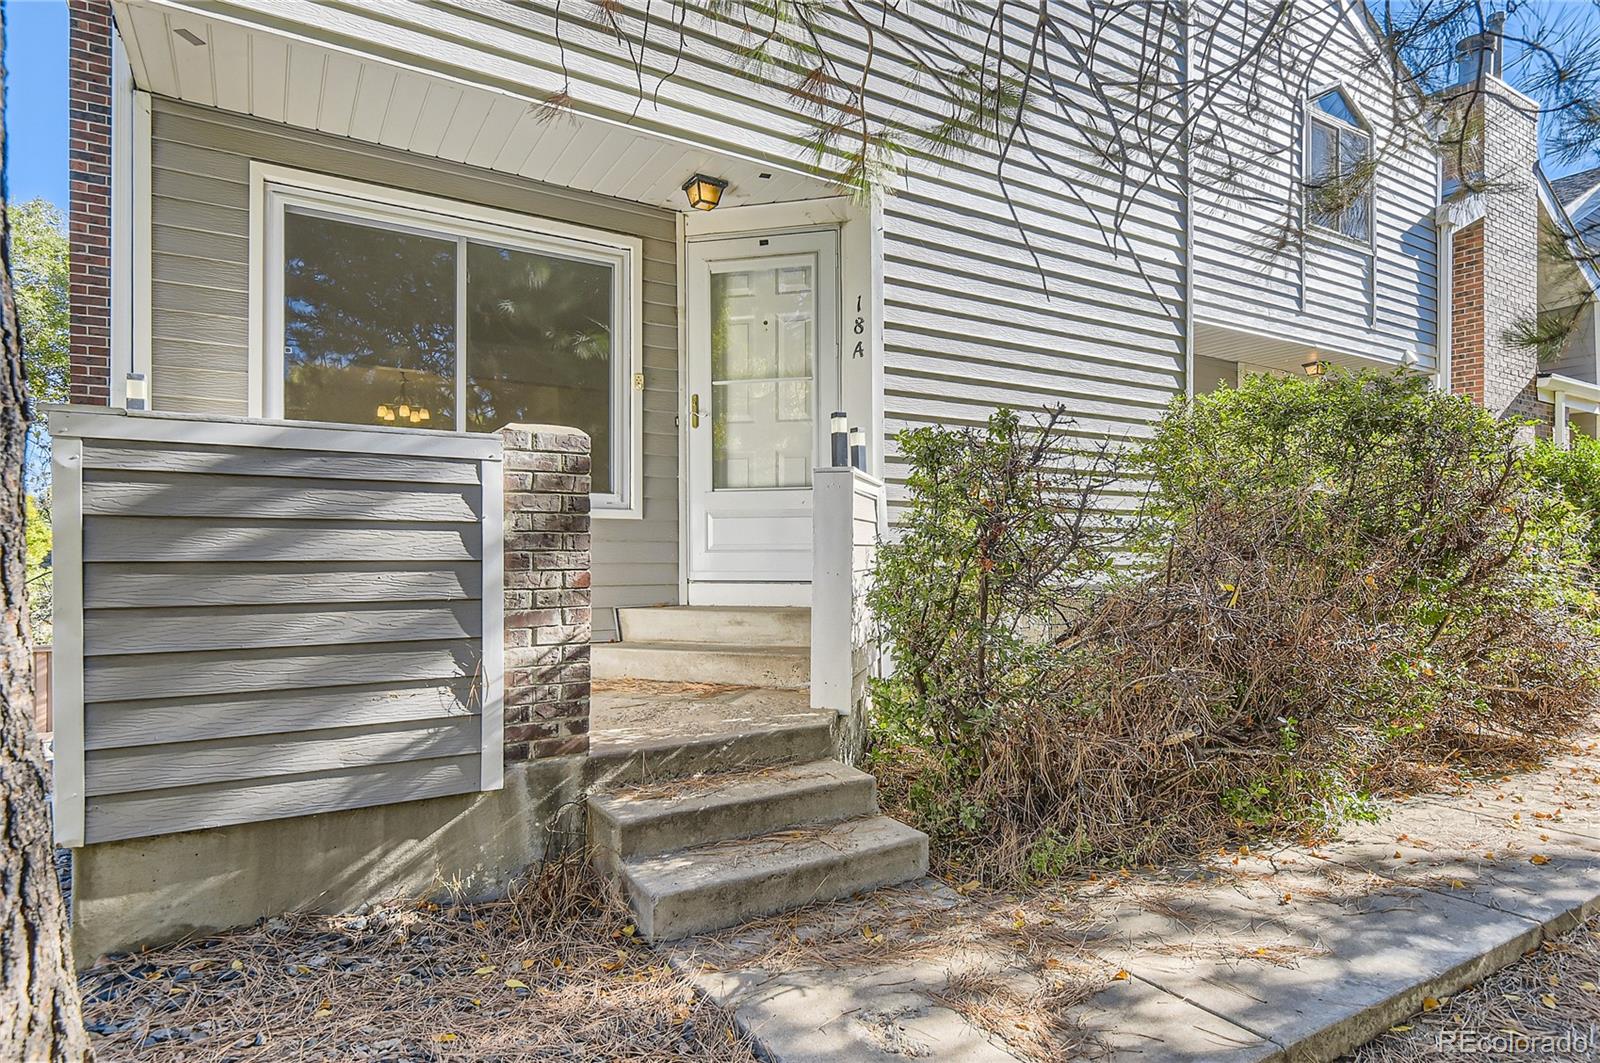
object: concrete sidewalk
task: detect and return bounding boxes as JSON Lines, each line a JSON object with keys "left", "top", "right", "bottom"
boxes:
{"left": 668, "top": 751, "right": 1600, "bottom": 1061}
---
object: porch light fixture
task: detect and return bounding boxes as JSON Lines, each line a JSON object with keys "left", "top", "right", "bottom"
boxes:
{"left": 1302, "top": 356, "right": 1327, "bottom": 377}
{"left": 681, "top": 173, "right": 728, "bottom": 211}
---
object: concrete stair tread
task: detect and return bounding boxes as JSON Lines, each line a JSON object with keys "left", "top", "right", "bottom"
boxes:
{"left": 590, "top": 760, "right": 879, "bottom": 871}
{"left": 593, "top": 640, "right": 808, "bottom": 689}
{"left": 594, "top": 759, "right": 872, "bottom": 825}
{"left": 603, "top": 640, "right": 807, "bottom": 656}
{"left": 620, "top": 815, "right": 930, "bottom": 940}
{"left": 618, "top": 606, "right": 810, "bottom": 647}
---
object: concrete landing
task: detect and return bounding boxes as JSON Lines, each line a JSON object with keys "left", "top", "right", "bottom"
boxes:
{"left": 668, "top": 753, "right": 1600, "bottom": 1062}
{"left": 589, "top": 683, "right": 834, "bottom": 786}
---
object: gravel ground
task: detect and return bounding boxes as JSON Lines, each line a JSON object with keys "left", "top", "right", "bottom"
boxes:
{"left": 1351, "top": 913, "right": 1600, "bottom": 1061}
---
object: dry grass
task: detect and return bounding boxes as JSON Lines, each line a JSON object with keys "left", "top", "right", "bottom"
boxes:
{"left": 79, "top": 856, "right": 757, "bottom": 1063}
{"left": 1354, "top": 913, "right": 1600, "bottom": 1060}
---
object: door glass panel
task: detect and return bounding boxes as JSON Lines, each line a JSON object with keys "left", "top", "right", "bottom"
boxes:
{"left": 710, "top": 262, "right": 815, "bottom": 489}
{"left": 282, "top": 209, "right": 458, "bottom": 429}
{"left": 465, "top": 241, "right": 614, "bottom": 493}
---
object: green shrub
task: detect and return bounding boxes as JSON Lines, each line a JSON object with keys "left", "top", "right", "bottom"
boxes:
{"left": 1525, "top": 432, "right": 1600, "bottom": 569}
{"left": 869, "top": 370, "right": 1600, "bottom": 882}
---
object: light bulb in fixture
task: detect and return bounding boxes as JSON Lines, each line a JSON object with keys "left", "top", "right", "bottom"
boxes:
{"left": 398, "top": 404, "right": 411, "bottom": 419}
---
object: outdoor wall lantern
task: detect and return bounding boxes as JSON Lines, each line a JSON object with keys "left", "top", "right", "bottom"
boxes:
{"left": 1302, "top": 356, "right": 1327, "bottom": 377}
{"left": 682, "top": 173, "right": 729, "bottom": 211}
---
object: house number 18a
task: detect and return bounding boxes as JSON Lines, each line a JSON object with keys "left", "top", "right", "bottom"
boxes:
{"left": 851, "top": 295, "right": 865, "bottom": 359}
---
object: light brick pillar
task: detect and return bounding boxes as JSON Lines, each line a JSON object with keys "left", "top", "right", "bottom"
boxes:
{"left": 500, "top": 426, "right": 592, "bottom": 763}
{"left": 68, "top": 0, "right": 113, "bottom": 406}
{"left": 1442, "top": 78, "right": 1543, "bottom": 428}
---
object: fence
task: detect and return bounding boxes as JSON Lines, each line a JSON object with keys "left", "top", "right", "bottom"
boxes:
{"left": 33, "top": 647, "right": 53, "bottom": 734}
{"left": 48, "top": 407, "right": 506, "bottom": 847}
{"left": 810, "top": 465, "right": 887, "bottom": 761}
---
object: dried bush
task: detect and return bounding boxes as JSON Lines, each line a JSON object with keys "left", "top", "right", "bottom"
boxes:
{"left": 870, "top": 371, "right": 1600, "bottom": 882}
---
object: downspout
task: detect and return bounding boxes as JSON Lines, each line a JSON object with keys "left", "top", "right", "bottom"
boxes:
{"left": 1181, "top": 0, "right": 1195, "bottom": 399}
{"left": 1436, "top": 219, "right": 1453, "bottom": 393}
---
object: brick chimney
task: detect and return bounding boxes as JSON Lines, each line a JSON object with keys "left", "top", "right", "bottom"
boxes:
{"left": 68, "top": 0, "right": 114, "bottom": 406}
{"left": 1441, "top": 15, "right": 1543, "bottom": 425}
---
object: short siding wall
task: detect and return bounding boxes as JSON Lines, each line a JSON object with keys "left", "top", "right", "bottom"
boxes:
{"left": 147, "top": 97, "right": 679, "bottom": 640}
{"left": 52, "top": 408, "right": 505, "bottom": 846}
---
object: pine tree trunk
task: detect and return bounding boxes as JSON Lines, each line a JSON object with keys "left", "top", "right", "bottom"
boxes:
{"left": 0, "top": 5, "right": 92, "bottom": 1058}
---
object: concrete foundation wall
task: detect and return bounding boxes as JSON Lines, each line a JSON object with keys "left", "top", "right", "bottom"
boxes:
{"left": 71, "top": 754, "right": 585, "bottom": 966}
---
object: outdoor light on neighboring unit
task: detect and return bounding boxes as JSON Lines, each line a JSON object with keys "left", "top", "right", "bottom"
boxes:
{"left": 681, "top": 173, "right": 728, "bottom": 211}
{"left": 1302, "top": 356, "right": 1327, "bottom": 377}
{"left": 125, "top": 372, "right": 148, "bottom": 411}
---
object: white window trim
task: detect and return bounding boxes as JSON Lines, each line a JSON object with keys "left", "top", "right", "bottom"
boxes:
{"left": 248, "top": 162, "right": 644, "bottom": 518}
{"left": 1302, "top": 86, "right": 1376, "bottom": 249}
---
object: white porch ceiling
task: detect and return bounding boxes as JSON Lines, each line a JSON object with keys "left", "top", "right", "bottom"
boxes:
{"left": 112, "top": 0, "right": 837, "bottom": 212}
{"left": 1195, "top": 320, "right": 1417, "bottom": 374}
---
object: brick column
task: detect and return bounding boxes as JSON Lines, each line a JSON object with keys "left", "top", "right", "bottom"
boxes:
{"left": 500, "top": 426, "right": 592, "bottom": 763}
{"left": 1450, "top": 220, "right": 1485, "bottom": 406}
{"left": 68, "top": 0, "right": 113, "bottom": 406}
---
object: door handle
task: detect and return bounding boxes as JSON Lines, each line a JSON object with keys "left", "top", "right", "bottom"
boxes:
{"left": 690, "top": 393, "right": 700, "bottom": 429}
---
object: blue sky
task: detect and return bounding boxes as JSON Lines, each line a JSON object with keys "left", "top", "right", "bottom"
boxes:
{"left": 1, "top": 0, "right": 1597, "bottom": 209}
{"left": 5, "top": 0, "right": 67, "bottom": 207}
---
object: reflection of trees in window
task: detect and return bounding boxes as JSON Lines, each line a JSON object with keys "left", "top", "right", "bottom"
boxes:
{"left": 1306, "top": 90, "right": 1373, "bottom": 242}
{"left": 283, "top": 210, "right": 457, "bottom": 428}
{"left": 465, "top": 243, "right": 613, "bottom": 494}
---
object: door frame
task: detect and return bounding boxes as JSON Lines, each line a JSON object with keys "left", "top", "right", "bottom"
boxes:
{"left": 681, "top": 226, "right": 842, "bottom": 602}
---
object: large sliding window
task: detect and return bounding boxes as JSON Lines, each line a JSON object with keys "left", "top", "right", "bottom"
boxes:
{"left": 262, "top": 171, "right": 641, "bottom": 512}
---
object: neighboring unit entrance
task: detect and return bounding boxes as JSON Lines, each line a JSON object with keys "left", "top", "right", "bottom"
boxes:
{"left": 685, "top": 230, "right": 840, "bottom": 595}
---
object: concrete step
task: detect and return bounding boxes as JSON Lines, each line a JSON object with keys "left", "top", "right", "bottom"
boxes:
{"left": 589, "top": 760, "right": 877, "bottom": 873}
{"left": 587, "top": 716, "right": 835, "bottom": 789}
{"left": 617, "top": 606, "right": 811, "bottom": 647}
{"left": 619, "top": 815, "right": 930, "bottom": 941}
{"left": 593, "top": 641, "right": 808, "bottom": 689}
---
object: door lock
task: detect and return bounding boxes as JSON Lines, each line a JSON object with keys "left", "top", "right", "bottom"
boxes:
{"left": 690, "top": 393, "right": 700, "bottom": 429}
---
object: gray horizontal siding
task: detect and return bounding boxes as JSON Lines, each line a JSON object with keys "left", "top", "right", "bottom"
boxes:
{"left": 1190, "top": 1, "right": 1440, "bottom": 368}
{"left": 149, "top": 97, "right": 679, "bottom": 641}
{"left": 75, "top": 431, "right": 493, "bottom": 844}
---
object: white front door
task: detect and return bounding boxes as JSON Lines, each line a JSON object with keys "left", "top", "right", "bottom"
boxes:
{"left": 686, "top": 231, "right": 839, "bottom": 591}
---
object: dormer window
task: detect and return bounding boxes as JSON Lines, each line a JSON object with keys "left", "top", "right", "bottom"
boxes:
{"left": 1306, "top": 88, "right": 1372, "bottom": 242}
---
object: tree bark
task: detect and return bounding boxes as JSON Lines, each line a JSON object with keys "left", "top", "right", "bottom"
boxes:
{"left": 0, "top": 5, "right": 92, "bottom": 1059}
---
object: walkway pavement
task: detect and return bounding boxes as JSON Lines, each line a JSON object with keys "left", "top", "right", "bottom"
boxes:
{"left": 668, "top": 748, "right": 1600, "bottom": 1061}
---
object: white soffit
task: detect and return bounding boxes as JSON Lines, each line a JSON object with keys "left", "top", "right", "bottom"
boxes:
{"left": 112, "top": 1, "right": 835, "bottom": 211}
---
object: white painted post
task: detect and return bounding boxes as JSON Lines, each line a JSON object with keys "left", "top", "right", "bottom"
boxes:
{"left": 1555, "top": 390, "right": 1571, "bottom": 449}
{"left": 478, "top": 445, "right": 505, "bottom": 792}
{"left": 50, "top": 430, "right": 86, "bottom": 847}
{"left": 811, "top": 467, "right": 854, "bottom": 713}
{"left": 811, "top": 466, "right": 887, "bottom": 716}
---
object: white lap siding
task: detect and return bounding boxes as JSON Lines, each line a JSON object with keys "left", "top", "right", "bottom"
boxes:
{"left": 146, "top": 98, "right": 678, "bottom": 640}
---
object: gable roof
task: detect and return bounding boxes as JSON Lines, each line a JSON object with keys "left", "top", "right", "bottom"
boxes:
{"left": 1550, "top": 165, "right": 1600, "bottom": 212}
{"left": 1537, "top": 163, "right": 1600, "bottom": 296}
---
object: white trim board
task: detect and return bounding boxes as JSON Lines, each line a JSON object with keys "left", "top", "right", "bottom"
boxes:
{"left": 246, "top": 161, "right": 644, "bottom": 517}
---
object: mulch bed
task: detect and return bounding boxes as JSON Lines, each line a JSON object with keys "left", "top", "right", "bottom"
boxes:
{"left": 78, "top": 858, "right": 757, "bottom": 1062}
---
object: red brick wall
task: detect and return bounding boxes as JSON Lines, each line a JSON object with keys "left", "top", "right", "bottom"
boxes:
{"left": 68, "top": 0, "right": 113, "bottom": 406}
{"left": 501, "top": 426, "right": 592, "bottom": 762}
{"left": 1450, "top": 220, "right": 1485, "bottom": 406}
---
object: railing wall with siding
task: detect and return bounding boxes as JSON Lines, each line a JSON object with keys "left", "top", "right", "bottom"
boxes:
{"left": 49, "top": 407, "right": 505, "bottom": 847}
{"left": 811, "top": 466, "right": 887, "bottom": 763}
